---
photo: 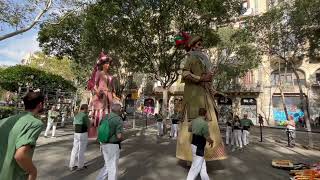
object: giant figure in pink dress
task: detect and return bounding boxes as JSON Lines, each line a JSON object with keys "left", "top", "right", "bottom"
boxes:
{"left": 87, "top": 52, "right": 119, "bottom": 138}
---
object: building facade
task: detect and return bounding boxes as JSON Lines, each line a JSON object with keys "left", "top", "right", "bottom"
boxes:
{"left": 151, "top": 0, "right": 320, "bottom": 126}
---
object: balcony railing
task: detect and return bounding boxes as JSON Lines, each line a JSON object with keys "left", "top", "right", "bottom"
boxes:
{"left": 226, "top": 83, "right": 263, "bottom": 93}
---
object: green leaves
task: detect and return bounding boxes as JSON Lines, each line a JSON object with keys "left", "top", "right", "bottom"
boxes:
{"left": 0, "top": 65, "right": 76, "bottom": 92}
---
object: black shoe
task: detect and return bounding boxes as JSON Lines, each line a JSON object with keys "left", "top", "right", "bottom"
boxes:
{"left": 69, "top": 166, "right": 78, "bottom": 171}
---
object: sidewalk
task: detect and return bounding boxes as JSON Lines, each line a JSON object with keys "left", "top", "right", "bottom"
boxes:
{"left": 33, "top": 125, "right": 320, "bottom": 180}
{"left": 249, "top": 126, "right": 320, "bottom": 150}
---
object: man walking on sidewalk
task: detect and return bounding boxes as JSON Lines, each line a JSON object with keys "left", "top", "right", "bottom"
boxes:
{"left": 96, "top": 103, "right": 124, "bottom": 180}
{"left": 186, "top": 108, "right": 213, "bottom": 180}
{"left": 44, "top": 105, "right": 59, "bottom": 138}
{"left": 0, "top": 92, "right": 45, "bottom": 180}
{"left": 155, "top": 113, "right": 164, "bottom": 136}
{"left": 69, "top": 104, "right": 90, "bottom": 171}
{"left": 170, "top": 110, "right": 181, "bottom": 139}
{"left": 240, "top": 114, "right": 254, "bottom": 146}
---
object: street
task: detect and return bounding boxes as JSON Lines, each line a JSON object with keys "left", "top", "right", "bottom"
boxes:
{"left": 33, "top": 124, "right": 320, "bottom": 180}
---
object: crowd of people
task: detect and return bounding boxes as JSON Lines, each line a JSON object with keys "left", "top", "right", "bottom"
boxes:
{"left": 0, "top": 92, "right": 125, "bottom": 180}
{"left": 225, "top": 113, "right": 255, "bottom": 152}
{"left": 0, "top": 33, "right": 310, "bottom": 180}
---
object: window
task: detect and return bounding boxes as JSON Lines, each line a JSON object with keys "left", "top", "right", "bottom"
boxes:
{"left": 316, "top": 73, "right": 320, "bottom": 83}
{"left": 271, "top": 69, "right": 306, "bottom": 86}
{"left": 241, "top": 1, "right": 248, "bottom": 15}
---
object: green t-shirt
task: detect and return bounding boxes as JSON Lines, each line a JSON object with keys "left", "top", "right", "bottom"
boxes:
{"left": 73, "top": 112, "right": 89, "bottom": 125}
{"left": 0, "top": 112, "right": 44, "bottom": 180}
{"left": 191, "top": 116, "right": 209, "bottom": 138}
{"left": 240, "top": 118, "right": 254, "bottom": 127}
{"left": 106, "top": 112, "right": 123, "bottom": 143}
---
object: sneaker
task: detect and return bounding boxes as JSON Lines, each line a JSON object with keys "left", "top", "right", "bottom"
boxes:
{"left": 69, "top": 166, "right": 78, "bottom": 171}
{"left": 77, "top": 166, "right": 88, "bottom": 171}
{"left": 231, "top": 147, "right": 236, "bottom": 152}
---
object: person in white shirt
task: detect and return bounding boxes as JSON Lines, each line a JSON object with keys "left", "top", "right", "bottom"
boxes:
{"left": 44, "top": 105, "right": 59, "bottom": 138}
{"left": 286, "top": 115, "right": 296, "bottom": 148}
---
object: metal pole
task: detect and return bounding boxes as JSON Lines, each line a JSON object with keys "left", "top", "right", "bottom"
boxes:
{"left": 286, "top": 129, "right": 290, "bottom": 147}
{"left": 145, "top": 113, "right": 148, "bottom": 128}
{"left": 260, "top": 123, "right": 263, "bottom": 142}
{"left": 133, "top": 111, "right": 136, "bottom": 129}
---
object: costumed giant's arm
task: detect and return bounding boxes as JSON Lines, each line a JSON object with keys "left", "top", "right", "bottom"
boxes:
{"left": 182, "top": 69, "right": 201, "bottom": 83}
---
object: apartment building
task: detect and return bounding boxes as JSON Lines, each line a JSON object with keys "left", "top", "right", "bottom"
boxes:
{"left": 152, "top": 0, "right": 320, "bottom": 126}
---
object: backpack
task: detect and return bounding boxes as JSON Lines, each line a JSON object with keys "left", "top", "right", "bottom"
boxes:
{"left": 97, "top": 116, "right": 115, "bottom": 143}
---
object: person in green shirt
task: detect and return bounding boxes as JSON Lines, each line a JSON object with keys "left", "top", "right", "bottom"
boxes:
{"left": 240, "top": 114, "right": 254, "bottom": 146}
{"left": 96, "top": 103, "right": 124, "bottom": 180}
{"left": 0, "top": 92, "right": 45, "bottom": 180}
{"left": 69, "top": 104, "right": 90, "bottom": 171}
{"left": 187, "top": 108, "right": 213, "bottom": 180}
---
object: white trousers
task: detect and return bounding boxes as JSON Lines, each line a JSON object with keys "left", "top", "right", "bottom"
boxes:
{"left": 186, "top": 144, "right": 209, "bottom": 180}
{"left": 61, "top": 114, "right": 66, "bottom": 127}
{"left": 157, "top": 122, "right": 163, "bottom": 136}
{"left": 69, "top": 133, "right": 88, "bottom": 168}
{"left": 170, "top": 124, "right": 178, "bottom": 138}
{"left": 44, "top": 122, "right": 57, "bottom": 137}
{"left": 96, "top": 144, "right": 120, "bottom": 180}
{"left": 225, "top": 126, "right": 232, "bottom": 145}
{"left": 242, "top": 130, "right": 250, "bottom": 146}
{"left": 233, "top": 129, "right": 243, "bottom": 148}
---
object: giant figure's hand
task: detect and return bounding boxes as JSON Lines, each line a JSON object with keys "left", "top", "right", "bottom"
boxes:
{"left": 200, "top": 73, "right": 213, "bottom": 82}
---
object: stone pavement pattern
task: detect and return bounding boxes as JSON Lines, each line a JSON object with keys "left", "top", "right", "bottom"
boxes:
{"left": 33, "top": 126, "right": 320, "bottom": 180}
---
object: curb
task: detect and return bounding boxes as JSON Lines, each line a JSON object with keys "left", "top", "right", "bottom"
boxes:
{"left": 254, "top": 126, "right": 320, "bottom": 133}
{"left": 271, "top": 138, "right": 320, "bottom": 151}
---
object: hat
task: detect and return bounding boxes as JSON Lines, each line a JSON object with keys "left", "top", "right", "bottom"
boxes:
{"left": 98, "top": 51, "right": 112, "bottom": 64}
{"left": 188, "top": 36, "right": 202, "bottom": 48}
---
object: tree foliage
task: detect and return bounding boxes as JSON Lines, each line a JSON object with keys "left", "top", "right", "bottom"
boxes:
{"left": 0, "top": 65, "right": 76, "bottom": 92}
{"left": 38, "top": 0, "right": 255, "bottom": 91}
{"left": 0, "top": 0, "right": 92, "bottom": 41}
{"left": 26, "top": 52, "right": 76, "bottom": 81}
{"left": 213, "top": 27, "right": 261, "bottom": 91}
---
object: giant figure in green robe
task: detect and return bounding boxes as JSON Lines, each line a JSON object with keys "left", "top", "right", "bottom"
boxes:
{"left": 176, "top": 36, "right": 227, "bottom": 161}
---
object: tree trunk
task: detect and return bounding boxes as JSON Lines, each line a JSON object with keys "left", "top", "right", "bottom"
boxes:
{"left": 292, "top": 68, "right": 314, "bottom": 148}
{"left": 279, "top": 84, "right": 290, "bottom": 121}
{"left": 277, "top": 58, "right": 289, "bottom": 122}
{"left": 162, "top": 88, "right": 169, "bottom": 118}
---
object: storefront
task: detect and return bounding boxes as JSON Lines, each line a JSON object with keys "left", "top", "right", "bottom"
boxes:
{"left": 272, "top": 94, "right": 305, "bottom": 124}
{"left": 217, "top": 96, "right": 232, "bottom": 122}
{"left": 240, "top": 98, "right": 257, "bottom": 124}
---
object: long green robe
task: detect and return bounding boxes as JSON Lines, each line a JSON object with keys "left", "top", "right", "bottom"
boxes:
{"left": 176, "top": 50, "right": 227, "bottom": 161}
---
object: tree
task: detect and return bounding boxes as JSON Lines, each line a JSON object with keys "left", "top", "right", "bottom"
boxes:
{"left": 248, "top": 0, "right": 320, "bottom": 148}
{"left": 0, "top": 65, "right": 76, "bottom": 93}
{"left": 0, "top": 0, "right": 90, "bottom": 41}
{"left": 39, "top": 0, "right": 245, "bottom": 116}
{"left": 212, "top": 27, "right": 261, "bottom": 92}
{"left": 26, "top": 52, "right": 76, "bottom": 81}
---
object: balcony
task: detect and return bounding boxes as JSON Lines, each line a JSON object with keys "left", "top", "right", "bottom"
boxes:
{"left": 153, "top": 84, "right": 185, "bottom": 95}
{"left": 226, "top": 83, "right": 263, "bottom": 93}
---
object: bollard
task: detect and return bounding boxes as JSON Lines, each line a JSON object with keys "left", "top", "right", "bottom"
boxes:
{"left": 286, "top": 129, "right": 290, "bottom": 147}
{"left": 145, "top": 114, "right": 148, "bottom": 129}
{"left": 259, "top": 123, "right": 263, "bottom": 142}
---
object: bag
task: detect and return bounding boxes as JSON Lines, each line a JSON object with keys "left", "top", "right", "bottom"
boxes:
{"left": 97, "top": 116, "right": 115, "bottom": 143}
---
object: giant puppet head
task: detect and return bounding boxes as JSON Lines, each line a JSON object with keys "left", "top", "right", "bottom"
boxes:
{"left": 87, "top": 51, "right": 112, "bottom": 91}
{"left": 174, "top": 32, "right": 203, "bottom": 52}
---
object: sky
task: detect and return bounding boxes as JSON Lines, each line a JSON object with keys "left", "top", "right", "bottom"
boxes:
{"left": 0, "top": 29, "right": 40, "bottom": 66}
